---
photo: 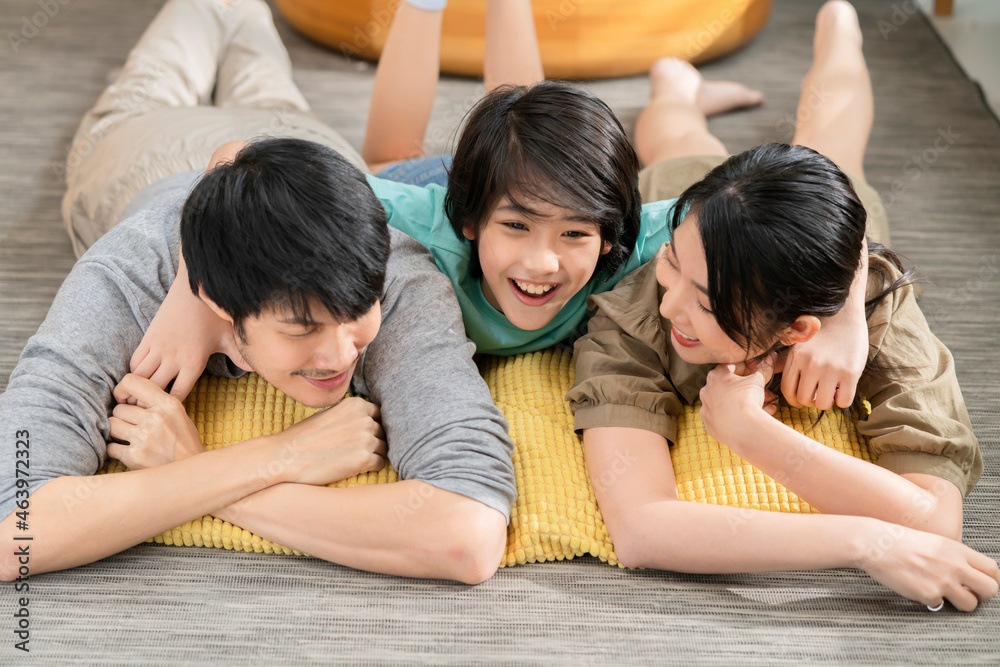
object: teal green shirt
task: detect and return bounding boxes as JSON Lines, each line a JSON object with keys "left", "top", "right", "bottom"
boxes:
{"left": 368, "top": 175, "right": 674, "bottom": 355}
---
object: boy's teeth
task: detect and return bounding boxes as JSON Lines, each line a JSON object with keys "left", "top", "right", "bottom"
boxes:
{"left": 514, "top": 280, "right": 555, "bottom": 295}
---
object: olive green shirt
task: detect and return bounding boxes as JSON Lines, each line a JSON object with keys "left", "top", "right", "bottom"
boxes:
{"left": 568, "top": 248, "right": 983, "bottom": 496}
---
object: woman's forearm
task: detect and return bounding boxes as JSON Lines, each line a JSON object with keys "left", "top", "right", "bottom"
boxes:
{"left": 728, "top": 412, "right": 960, "bottom": 537}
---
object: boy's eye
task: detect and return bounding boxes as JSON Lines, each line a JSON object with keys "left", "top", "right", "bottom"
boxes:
{"left": 562, "top": 230, "right": 589, "bottom": 239}
{"left": 501, "top": 221, "right": 528, "bottom": 231}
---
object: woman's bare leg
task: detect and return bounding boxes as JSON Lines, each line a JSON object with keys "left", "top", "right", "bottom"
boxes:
{"left": 792, "top": 0, "right": 872, "bottom": 179}
{"left": 484, "top": 0, "right": 544, "bottom": 91}
{"left": 361, "top": 2, "right": 443, "bottom": 173}
{"left": 634, "top": 59, "right": 743, "bottom": 167}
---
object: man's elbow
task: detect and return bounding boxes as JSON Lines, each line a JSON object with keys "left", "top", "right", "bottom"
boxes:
{"left": 0, "top": 517, "right": 21, "bottom": 582}
{"left": 439, "top": 501, "right": 507, "bottom": 585}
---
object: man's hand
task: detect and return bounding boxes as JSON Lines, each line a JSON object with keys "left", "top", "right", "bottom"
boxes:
{"left": 129, "top": 263, "right": 251, "bottom": 403}
{"left": 108, "top": 374, "right": 205, "bottom": 469}
{"left": 699, "top": 357, "right": 778, "bottom": 447}
{"left": 267, "top": 397, "right": 388, "bottom": 486}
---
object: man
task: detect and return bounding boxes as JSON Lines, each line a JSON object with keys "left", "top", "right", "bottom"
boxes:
{"left": 0, "top": 0, "right": 515, "bottom": 583}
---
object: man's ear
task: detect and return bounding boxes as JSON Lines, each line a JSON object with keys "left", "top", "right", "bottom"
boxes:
{"left": 198, "top": 287, "right": 234, "bottom": 324}
{"left": 777, "top": 315, "right": 822, "bottom": 346}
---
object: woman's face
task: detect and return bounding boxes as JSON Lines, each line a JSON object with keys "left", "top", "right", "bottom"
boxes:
{"left": 655, "top": 215, "right": 765, "bottom": 365}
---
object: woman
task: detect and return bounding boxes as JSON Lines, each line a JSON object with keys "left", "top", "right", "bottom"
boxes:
{"left": 567, "top": 3, "right": 996, "bottom": 611}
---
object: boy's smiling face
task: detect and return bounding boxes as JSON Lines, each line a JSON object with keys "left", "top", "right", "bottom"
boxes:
{"left": 466, "top": 195, "right": 610, "bottom": 331}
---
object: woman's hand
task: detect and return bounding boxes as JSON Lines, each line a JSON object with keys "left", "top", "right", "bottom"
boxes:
{"left": 856, "top": 520, "right": 1000, "bottom": 612}
{"left": 107, "top": 374, "right": 205, "bottom": 469}
{"left": 699, "top": 358, "right": 778, "bottom": 447}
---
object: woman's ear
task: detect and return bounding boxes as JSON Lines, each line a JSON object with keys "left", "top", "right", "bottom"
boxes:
{"left": 778, "top": 315, "right": 822, "bottom": 346}
{"left": 462, "top": 223, "right": 476, "bottom": 241}
{"left": 601, "top": 240, "right": 612, "bottom": 255}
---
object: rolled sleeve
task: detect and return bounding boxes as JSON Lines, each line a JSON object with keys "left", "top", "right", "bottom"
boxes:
{"left": 857, "top": 257, "right": 982, "bottom": 496}
{"left": 0, "top": 260, "right": 149, "bottom": 520}
{"left": 568, "top": 260, "right": 686, "bottom": 443}
{"left": 359, "top": 231, "right": 516, "bottom": 521}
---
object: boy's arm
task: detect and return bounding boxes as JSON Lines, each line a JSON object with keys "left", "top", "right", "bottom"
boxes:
{"left": 128, "top": 251, "right": 249, "bottom": 402}
{"left": 128, "top": 141, "right": 250, "bottom": 401}
{"left": 780, "top": 238, "right": 870, "bottom": 409}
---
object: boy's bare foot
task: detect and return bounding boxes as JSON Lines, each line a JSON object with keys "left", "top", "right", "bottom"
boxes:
{"left": 649, "top": 57, "right": 764, "bottom": 117}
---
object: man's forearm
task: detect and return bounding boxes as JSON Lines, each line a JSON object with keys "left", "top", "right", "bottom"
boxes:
{"left": 0, "top": 436, "right": 285, "bottom": 578}
{"left": 213, "top": 480, "right": 507, "bottom": 584}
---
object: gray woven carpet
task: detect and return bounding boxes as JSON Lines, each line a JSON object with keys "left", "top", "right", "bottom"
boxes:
{"left": 1, "top": 0, "right": 998, "bottom": 664}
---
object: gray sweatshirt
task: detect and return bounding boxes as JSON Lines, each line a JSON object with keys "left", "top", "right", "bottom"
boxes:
{"left": 0, "top": 173, "right": 516, "bottom": 522}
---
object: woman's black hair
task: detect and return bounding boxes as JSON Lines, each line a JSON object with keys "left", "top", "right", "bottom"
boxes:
{"left": 444, "top": 81, "right": 642, "bottom": 279}
{"left": 669, "top": 143, "right": 867, "bottom": 354}
{"left": 669, "top": 143, "right": 916, "bottom": 414}
{"left": 181, "top": 138, "right": 390, "bottom": 337}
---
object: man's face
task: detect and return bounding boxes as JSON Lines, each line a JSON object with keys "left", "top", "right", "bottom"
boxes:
{"left": 233, "top": 299, "right": 381, "bottom": 408}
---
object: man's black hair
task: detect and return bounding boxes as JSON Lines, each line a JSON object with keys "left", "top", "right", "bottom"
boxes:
{"left": 181, "top": 137, "right": 390, "bottom": 335}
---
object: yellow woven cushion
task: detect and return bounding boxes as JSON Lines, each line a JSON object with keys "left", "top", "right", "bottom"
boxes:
{"left": 100, "top": 348, "right": 871, "bottom": 566}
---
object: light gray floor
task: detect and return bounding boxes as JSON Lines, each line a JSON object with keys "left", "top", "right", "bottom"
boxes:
{"left": 1, "top": 0, "right": 999, "bottom": 664}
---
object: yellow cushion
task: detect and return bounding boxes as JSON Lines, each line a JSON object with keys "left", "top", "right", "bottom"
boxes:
{"left": 100, "top": 348, "right": 871, "bottom": 566}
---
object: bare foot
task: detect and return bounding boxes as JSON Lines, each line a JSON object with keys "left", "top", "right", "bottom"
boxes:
{"left": 649, "top": 58, "right": 764, "bottom": 117}
{"left": 697, "top": 80, "right": 764, "bottom": 116}
{"left": 814, "top": 0, "right": 863, "bottom": 58}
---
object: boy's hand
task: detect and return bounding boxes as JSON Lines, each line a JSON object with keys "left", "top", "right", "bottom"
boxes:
{"left": 130, "top": 272, "right": 250, "bottom": 403}
{"left": 108, "top": 374, "right": 205, "bottom": 469}
{"left": 781, "top": 241, "right": 870, "bottom": 410}
{"left": 781, "top": 307, "right": 867, "bottom": 410}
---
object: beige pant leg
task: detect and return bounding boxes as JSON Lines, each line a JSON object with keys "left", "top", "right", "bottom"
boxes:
{"left": 213, "top": 0, "right": 310, "bottom": 111}
{"left": 638, "top": 155, "right": 891, "bottom": 245}
{"left": 61, "top": 0, "right": 363, "bottom": 257}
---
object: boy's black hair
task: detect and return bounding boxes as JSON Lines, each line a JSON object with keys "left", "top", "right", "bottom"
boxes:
{"left": 444, "top": 81, "right": 642, "bottom": 279}
{"left": 181, "top": 137, "right": 390, "bottom": 336}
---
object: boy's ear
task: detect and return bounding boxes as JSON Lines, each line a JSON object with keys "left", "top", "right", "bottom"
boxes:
{"left": 462, "top": 223, "right": 476, "bottom": 241}
{"left": 198, "top": 287, "right": 234, "bottom": 324}
{"left": 601, "top": 240, "right": 612, "bottom": 255}
{"left": 777, "top": 315, "right": 822, "bottom": 346}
